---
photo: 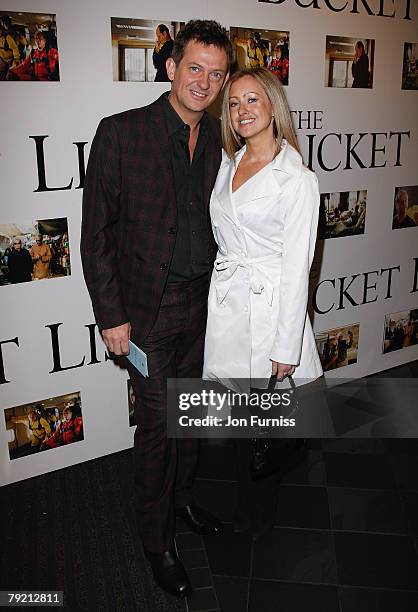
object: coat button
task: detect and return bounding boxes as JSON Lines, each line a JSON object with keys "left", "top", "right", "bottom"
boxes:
{"left": 160, "top": 263, "right": 168, "bottom": 271}
{"left": 244, "top": 306, "right": 248, "bottom": 312}
{"left": 168, "top": 227, "right": 177, "bottom": 235}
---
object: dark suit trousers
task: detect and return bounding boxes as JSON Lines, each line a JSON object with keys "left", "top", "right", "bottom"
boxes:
{"left": 127, "top": 274, "right": 209, "bottom": 553}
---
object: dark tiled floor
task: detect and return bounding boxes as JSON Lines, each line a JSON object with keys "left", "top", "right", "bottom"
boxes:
{"left": 183, "top": 362, "right": 418, "bottom": 612}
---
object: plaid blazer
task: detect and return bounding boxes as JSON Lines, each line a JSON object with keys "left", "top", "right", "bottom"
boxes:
{"left": 80, "top": 93, "right": 222, "bottom": 343}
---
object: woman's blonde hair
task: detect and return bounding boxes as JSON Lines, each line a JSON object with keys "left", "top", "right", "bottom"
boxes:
{"left": 221, "top": 67, "right": 300, "bottom": 159}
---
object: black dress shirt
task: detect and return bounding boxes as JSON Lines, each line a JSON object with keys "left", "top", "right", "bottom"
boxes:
{"left": 163, "top": 93, "right": 211, "bottom": 282}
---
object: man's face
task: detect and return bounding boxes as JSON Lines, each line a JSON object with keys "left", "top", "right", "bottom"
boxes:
{"left": 13, "top": 241, "right": 22, "bottom": 251}
{"left": 166, "top": 40, "right": 229, "bottom": 116}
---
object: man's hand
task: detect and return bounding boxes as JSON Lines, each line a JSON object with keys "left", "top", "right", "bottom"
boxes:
{"left": 102, "top": 322, "right": 131, "bottom": 356}
{"left": 271, "top": 361, "right": 296, "bottom": 381}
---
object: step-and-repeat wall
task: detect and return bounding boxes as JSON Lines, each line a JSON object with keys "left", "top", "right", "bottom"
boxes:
{"left": 1, "top": 0, "right": 417, "bottom": 485}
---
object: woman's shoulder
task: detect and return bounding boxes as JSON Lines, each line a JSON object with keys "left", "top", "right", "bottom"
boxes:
{"left": 273, "top": 140, "right": 317, "bottom": 182}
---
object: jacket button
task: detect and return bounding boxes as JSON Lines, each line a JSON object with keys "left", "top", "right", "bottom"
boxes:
{"left": 168, "top": 227, "right": 177, "bottom": 235}
{"left": 160, "top": 263, "right": 168, "bottom": 271}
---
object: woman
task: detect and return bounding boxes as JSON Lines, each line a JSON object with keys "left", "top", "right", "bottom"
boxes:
{"left": 203, "top": 68, "right": 323, "bottom": 536}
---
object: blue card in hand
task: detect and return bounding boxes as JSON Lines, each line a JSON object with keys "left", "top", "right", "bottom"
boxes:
{"left": 127, "top": 340, "right": 148, "bottom": 377}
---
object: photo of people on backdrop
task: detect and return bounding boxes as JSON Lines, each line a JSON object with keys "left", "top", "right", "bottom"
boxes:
{"left": 5, "top": 392, "right": 83, "bottom": 460}
{"left": 325, "top": 35, "right": 374, "bottom": 88}
{"left": 0, "top": 11, "right": 59, "bottom": 81}
{"left": 111, "top": 17, "right": 184, "bottom": 82}
{"left": 392, "top": 186, "right": 418, "bottom": 229}
{"left": 315, "top": 324, "right": 360, "bottom": 371}
{"left": 319, "top": 190, "right": 367, "bottom": 239}
{"left": 402, "top": 42, "right": 418, "bottom": 90}
{"left": 127, "top": 380, "right": 136, "bottom": 427}
{"left": 229, "top": 27, "right": 290, "bottom": 84}
{"left": 0, "top": 218, "right": 70, "bottom": 286}
{"left": 383, "top": 310, "right": 418, "bottom": 353}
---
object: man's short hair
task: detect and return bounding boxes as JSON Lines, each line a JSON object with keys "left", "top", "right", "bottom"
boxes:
{"left": 172, "top": 19, "right": 233, "bottom": 68}
{"left": 157, "top": 23, "right": 170, "bottom": 36}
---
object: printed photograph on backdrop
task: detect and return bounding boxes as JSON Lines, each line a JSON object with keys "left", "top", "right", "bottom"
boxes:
{"left": 402, "top": 42, "right": 418, "bottom": 90}
{"left": 315, "top": 324, "right": 360, "bottom": 372}
{"left": 325, "top": 35, "right": 374, "bottom": 88}
{"left": 4, "top": 392, "right": 83, "bottom": 461}
{"left": 319, "top": 190, "right": 367, "bottom": 239}
{"left": 229, "top": 26, "right": 290, "bottom": 84}
{"left": 111, "top": 17, "right": 184, "bottom": 82}
{"left": 127, "top": 380, "right": 136, "bottom": 427}
{"left": 0, "top": 218, "right": 70, "bottom": 286}
{"left": 0, "top": 11, "right": 59, "bottom": 81}
{"left": 392, "top": 186, "right": 418, "bottom": 229}
{"left": 383, "top": 309, "right": 418, "bottom": 353}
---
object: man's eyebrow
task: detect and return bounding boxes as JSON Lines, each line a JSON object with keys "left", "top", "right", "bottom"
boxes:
{"left": 186, "top": 62, "right": 226, "bottom": 72}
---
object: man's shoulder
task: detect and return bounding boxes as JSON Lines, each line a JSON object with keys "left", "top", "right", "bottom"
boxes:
{"left": 100, "top": 95, "right": 166, "bottom": 130}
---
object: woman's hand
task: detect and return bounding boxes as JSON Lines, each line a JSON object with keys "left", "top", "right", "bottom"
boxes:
{"left": 271, "top": 361, "right": 296, "bottom": 381}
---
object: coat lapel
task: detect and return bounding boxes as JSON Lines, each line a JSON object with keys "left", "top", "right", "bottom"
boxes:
{"left": 149, "top": 96, "right": 177, "bottom": 213}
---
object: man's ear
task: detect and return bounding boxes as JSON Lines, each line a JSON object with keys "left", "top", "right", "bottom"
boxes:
{"left": 166, "top": 57, "right": 176, "bottom": 82}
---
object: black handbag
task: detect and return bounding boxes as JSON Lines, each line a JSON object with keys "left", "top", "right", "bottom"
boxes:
{"left": 249, "top": 374, "right": 306, "bottom": 480}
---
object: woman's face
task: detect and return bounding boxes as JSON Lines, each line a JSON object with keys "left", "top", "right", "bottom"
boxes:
{"left": 229, "top": 75, "right": 273, "bottom": 142}
{"left": 274, "top": 46, "right": 282, "bottom": 58}
{"left": 35, "top": 34, "right": 46, "bottom": 50}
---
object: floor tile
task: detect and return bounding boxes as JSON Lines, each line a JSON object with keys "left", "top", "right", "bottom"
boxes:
{"left": 187, "top": 586, "right": 219, "bottom": 611}
{"left": 390, "top": 454, "right": 418, "bottom": 490}
{"left": 324, "top": 452, "right": 397, "bottom": 489}
{"left": 275, "top": 485, "right": 330, "bottom": 529}
{"left": 194, "top": 479, "right": 237, "bottom": 523}
{"left": 249, "top": 580, "right": 340, "bottom": 612}
{"left": 402, "top": 491, "right": 418, "bottom": 535}
{"left": 188, "top": 567, "right": 214, "bottom": 589}
{"left": 176, "top": 532, "right": 204, "bottom": 551}
{"left": 339, "top": 586, "right": 418, "bottom": 612}
{"left": 252, "top": 527, "right": 337, "bottom": 584}
{"left": 384, "top": 439, "right": 418, "bottom": 456}
{"left": 213, "top": 575, "right": 248, "bottom": 612}
{"left": 328, "top": 487, "right": 407, "bottom": 534}
{"left": 334, "top": 532, "right": 418, "bottom": 589}
{"left": 280, "top": 450, "right": 326, "bottom": 486}
{"left": 179, "top": 549, "right": 208, "bottom": 569}
{"left": 204, "top": 525, "right": 252, "bottom": 578}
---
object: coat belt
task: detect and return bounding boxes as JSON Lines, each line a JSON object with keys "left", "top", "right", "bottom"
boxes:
{"left": 214, "top": 252, "right": 282, "bottom": 306}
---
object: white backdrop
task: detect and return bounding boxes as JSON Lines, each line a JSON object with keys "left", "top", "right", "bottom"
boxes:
{"left": 1, "top": 0, "right": 417, "bottom": 486}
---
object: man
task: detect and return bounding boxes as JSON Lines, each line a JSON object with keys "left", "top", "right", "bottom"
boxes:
{"left": 81, "top": 20, "right": 232, "bottom": 597}
{"left": 30, "top": 234, "right": 52, "bottom": 279}
{"left": 392, "top": 188, "right": 416, "bottom": 229}
{"left": 0, "top": 16, "right": 20, "bottom": 80}
{"left": 7, "top": 238, "right": 33, "bottom": 284}
{"left": 246, "top": 37, "right": 264, "bottom": 68}
{"left": 152, "top": 24, "right": 173, "bottom": 82}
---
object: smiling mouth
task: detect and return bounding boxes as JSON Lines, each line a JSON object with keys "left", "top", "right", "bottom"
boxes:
{"left": 239, "top": 118, "right": 255, "bottom": 125}
{"left": 190, "top": 90, "right": 207, "bottom": 98}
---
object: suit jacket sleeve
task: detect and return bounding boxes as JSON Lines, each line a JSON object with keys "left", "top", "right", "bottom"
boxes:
{"left": 269, "top": 170, "right": 320, "bottom": 365}
{"left": 80, "top": 117, "right": 128, "bottom": 330}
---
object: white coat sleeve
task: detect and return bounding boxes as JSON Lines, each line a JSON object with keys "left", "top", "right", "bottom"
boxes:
{"left": 269, "top": 169, "right": 320, "bottom": 365}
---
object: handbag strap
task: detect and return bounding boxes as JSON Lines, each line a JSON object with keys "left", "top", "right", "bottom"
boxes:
{"left": 267, "top": 373, "right": 299, "bottom": 418}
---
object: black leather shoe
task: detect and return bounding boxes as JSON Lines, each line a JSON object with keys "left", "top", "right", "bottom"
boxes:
{"left": 144, "top": 548, "right": 192, "bottom": 598}
{"left": 176, "top": 504, "right": 223, "bottom": 536}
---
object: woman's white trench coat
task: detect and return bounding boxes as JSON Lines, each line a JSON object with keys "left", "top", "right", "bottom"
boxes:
{"left": 203, "top": 141, "right": 323, "bottom": 391}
